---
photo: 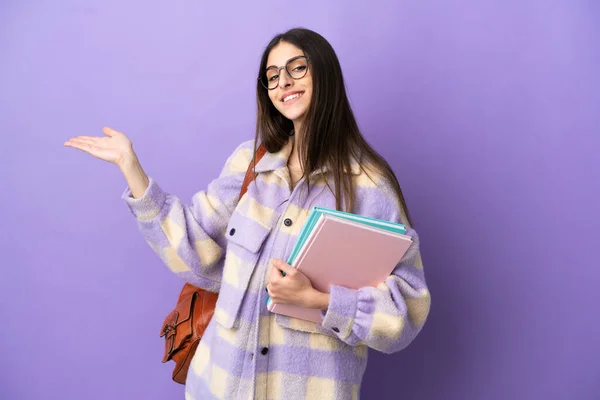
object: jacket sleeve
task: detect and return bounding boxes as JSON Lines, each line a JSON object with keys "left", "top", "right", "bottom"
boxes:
{"left": 320, "top": 181, "right": 431, "bottom": 353}
{"left": 121, "top": 141, "right": 254, "bottom": 292}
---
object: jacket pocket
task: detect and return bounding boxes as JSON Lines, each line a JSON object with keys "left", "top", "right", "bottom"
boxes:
{"left": 214, "top": 210, "right": 271, "bottom": 329}
{"left": 274, "top": 313, "right": 339, "bottom": 339}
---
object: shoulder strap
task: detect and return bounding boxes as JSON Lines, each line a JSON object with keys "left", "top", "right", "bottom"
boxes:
{"left": 239, "top": 144, "right": 267, "bottom": 200}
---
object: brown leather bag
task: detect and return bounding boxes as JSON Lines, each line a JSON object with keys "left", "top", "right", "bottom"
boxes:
{"left": 159, "top": 144, "right": 267, "bottom": 384}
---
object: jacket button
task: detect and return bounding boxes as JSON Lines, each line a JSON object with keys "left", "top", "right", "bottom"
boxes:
{"left": 332, "top": 327, "right": 340, "bottom": 333}
{"left": 261, "top": 347, "right": 269, "bottom": 355}
{"left": 284, "top": 218, "right": 293, "bottom": 227}
{"left": 229, "top": 228, "right": 236, "bottom": 236}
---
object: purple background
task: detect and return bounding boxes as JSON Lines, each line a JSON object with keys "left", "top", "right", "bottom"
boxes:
{"left": 1, "top": 1, "right": 598, "bottom": 399}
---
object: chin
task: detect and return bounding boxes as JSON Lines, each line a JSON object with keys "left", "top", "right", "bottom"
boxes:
{"left": 279, "top": 106, "right": 308, "bottom": 123}
{"left": 282, "top": 112, "right": 305, "bottom": 122}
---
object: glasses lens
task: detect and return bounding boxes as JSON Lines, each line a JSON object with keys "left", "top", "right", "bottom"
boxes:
{"left": 264, "top": 67, "right": 279, "bottom": 89}
{"left": 287, "top": 57, "right": 308, "bottom": 79}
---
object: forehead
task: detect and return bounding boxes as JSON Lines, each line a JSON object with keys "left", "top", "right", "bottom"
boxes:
{"left": 266, "top": 41, "right": 304, "bottom": 67}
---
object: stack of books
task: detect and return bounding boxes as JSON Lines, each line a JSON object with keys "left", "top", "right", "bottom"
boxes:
{"left": 266, "top": 206, "right": 413, "bottom": 324}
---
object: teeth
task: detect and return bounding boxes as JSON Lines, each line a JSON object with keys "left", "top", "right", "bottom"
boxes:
{"left": 284, "top": 93, "right": 300, "bottom": 103}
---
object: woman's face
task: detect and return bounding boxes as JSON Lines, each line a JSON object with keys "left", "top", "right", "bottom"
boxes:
{"left": 265, "top": 42, "right": 313, "bottom": 126}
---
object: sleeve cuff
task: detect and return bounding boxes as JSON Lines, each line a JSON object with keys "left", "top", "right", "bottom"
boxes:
{"left": 121, "top": 177, "right": 167, "bottom": 220}
{"left": 321, "top": 285, "right": 358, "bottom": 339}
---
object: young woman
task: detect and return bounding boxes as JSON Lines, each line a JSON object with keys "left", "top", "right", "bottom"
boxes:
{"left": 65, "top": 27, "right": 431, "bottom": 399}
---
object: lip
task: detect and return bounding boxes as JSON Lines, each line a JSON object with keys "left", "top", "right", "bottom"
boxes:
{"left": 281, "top": 91, "right": 304, "bottom": 105}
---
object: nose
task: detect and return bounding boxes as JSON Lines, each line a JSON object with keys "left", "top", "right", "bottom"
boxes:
{"left": 278, "top": 68, "right": 292, "bottom": 89}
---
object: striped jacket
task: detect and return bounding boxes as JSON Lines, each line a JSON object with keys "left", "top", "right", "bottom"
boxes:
{"left": 122, "top": 137, "right": 431, "bottom": 399}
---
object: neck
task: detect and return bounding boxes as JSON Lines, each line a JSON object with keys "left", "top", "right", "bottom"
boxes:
{"left": 292, "top": 117, "right": 303, "bottom": 136}
{"left": 288, "top": 135, "right": 300, "bottom": 168}
{"left": 290, "top": 119, "right": 304, "bottom": 167}
{"left": 287, "top": 135, "right": 303, "bottom": 187}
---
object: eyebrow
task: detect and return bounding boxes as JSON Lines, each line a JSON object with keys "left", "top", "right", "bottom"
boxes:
{"left": 265, "top": 55, "right": 305, "bottom": 69}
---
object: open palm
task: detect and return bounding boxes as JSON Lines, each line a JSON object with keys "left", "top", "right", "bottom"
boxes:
{"left": 64, "top": 127, "right": 133, "bottom": 166}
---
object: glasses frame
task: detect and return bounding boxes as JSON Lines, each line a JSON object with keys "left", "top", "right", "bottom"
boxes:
{"left": 258, "top": 55, "right": 311, "bottom": 90}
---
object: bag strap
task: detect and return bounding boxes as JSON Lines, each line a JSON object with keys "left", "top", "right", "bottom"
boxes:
{"left": 239, "top": 144, "right": 267, "bottom": 200}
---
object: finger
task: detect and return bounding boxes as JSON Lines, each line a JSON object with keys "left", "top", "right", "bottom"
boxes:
{"left": 268, "top": 262, "right": 280, "bottom": 282}
{"left": 64, "top": 140, "right": 96, "bottom": 151}
{"left": 266, "top": 284, "right": 274, "bottom": 298}
{"left": 103, "top": 126, "right": 119, "bottom": 137}
{"left": 272, "top": 259, "right": 295, "bottom": 276}
{"left": 69, "top": 137, "right": 99, "bottom": 146}
{"left": 269, "top": 270, "right": 279, "bottom": 286}
{"left": 64, "top": 136, "right": 96, "bottom": 145}
{"left": 66, "top": 141, "right": 102, "bottom": 155}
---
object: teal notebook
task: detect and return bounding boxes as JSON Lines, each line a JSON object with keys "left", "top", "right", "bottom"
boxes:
{"left": 266, "top": 207, "right": 406, "bottom": 308}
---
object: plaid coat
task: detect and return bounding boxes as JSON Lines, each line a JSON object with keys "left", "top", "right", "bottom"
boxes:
{"left": 123, "top": 138, "right": 431, "bottom": 399}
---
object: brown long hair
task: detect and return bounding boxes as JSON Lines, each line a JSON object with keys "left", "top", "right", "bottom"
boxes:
{"left": 254, "top": 27, "right": 413, "bottom": 227}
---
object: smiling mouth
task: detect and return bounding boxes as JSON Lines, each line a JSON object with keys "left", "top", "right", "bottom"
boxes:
{"left": 282, "top": 92, "right": 303, "bottom": 104}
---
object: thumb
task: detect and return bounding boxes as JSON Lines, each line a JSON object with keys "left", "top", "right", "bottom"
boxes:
{"left": 102, "top": 126, "right": 119, "bottom": 137}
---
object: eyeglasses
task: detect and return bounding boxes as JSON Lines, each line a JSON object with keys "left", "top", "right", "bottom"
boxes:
{"left": 259, "top": 55, "right": 310, "bottom": 90}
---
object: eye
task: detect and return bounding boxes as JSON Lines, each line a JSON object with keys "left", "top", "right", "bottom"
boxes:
{"left": 268, "top": 74, "right": 279, "bottom": 82}
{"left": 292, "top": 65, "right": 306, "bottom": 72}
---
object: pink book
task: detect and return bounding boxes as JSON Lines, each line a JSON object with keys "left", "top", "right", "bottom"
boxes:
{"left": 267, "top": 214, "right": 413, "bottom": 324}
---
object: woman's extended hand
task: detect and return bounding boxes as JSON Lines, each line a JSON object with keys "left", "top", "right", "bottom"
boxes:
{"left": 64, "top": 126, "right": 149, "bottom": 198}
{"left": 64, "top": 126, "right": 135, "bottom": 168}
{"left": 267, "top": 259, "right": 330, "bottom": 310}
